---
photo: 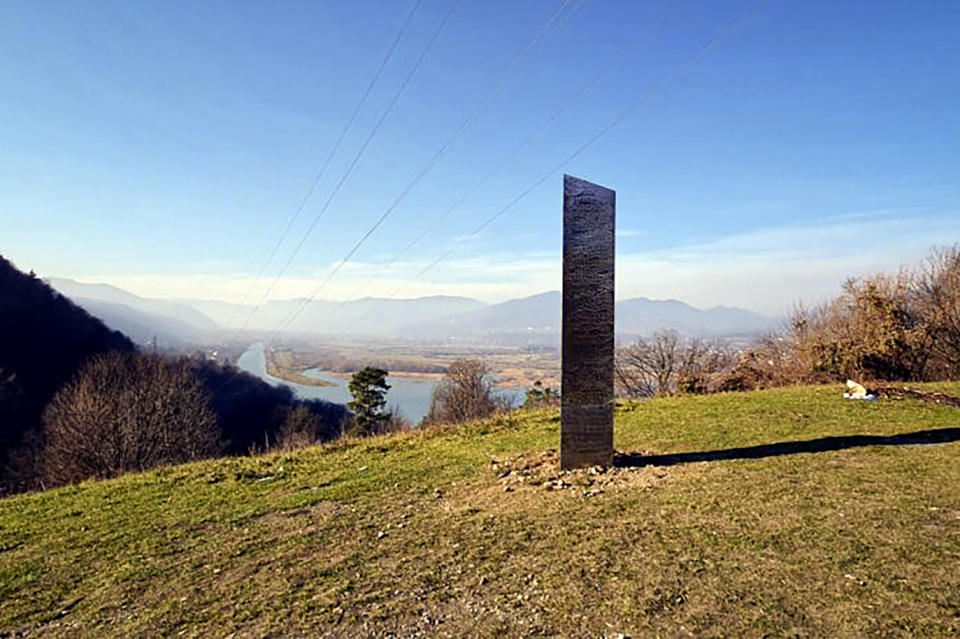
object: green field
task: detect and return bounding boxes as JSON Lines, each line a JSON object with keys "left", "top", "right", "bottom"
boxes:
{"left": 2, "top": 385, "right": 959, "bottom": 637}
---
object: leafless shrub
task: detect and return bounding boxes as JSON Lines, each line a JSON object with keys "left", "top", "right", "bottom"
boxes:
{"left": 675, "top": 339, "right": 736, "bottom": 394}
{"left": 275, "top": 404, "right": 327, "bottom": 450}
{"left": 619, "top": 246, "right": 960, "bottom": 395}
{"left": 915, "top": 245, "right": 960, "bottom": 378}
{"left": 42, "top": 351, "right": 221, "bottom": 484}
{"left": 522, "top": 380, "right": 559, "bottom": 409}
{"left": 712, "top": 319, "right": 812, "bottom": 392}
{"left": 425, "top": 359, "right": 508, "bottom": 425}
{"left": 786, "top": 272, "right": 933, "bottom": 382}
{"left": 373, "top": 404, "right": 414, "bottom": 435}
{"left": 615, "top": 330, "right": 680, "bottom": 397}
{"left": 616, "top": 331, "right": 734, "bottom": 397}
{"left": 188, "top": 358, "right": 348, "bottom": 455}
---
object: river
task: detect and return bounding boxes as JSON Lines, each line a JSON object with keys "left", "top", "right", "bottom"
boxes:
{"left": 235, "top": 344, "right": 524, "bottom": 424}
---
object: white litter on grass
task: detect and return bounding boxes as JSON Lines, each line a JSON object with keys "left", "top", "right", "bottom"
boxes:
{"left": 844, "top": 379, "right": 877, "bottom": 401}
{"left": 843, "top": 393, "right": 877, "bottom": 401}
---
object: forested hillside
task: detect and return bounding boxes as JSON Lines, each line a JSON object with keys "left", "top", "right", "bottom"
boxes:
{"left": 0, "top": 255, "right": 133, "bottom": 491}
{"left": 0, "top": 255, "right": 348, "bottom": 494}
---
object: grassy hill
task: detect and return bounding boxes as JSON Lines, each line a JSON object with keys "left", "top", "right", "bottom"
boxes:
{"left": 2, "top": 385, "right": 959, "bottom": 637}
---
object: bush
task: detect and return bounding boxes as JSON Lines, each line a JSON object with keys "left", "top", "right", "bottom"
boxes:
{"left": 274, "top": 404, "right": 338, "bottom": 450}
{"left": 916, "top": 246, "right": 960, "bottom": 378}
{"left": 720, "top": 245, "right": 960, "bottom": 388}
{"left": 616, "top": 331, "right": 734, "bottom": 397}
{"left": 788, "top": 273, "right": 932, "bottom": 383}
{"left": 42, "top": 352, "right": 221, "bottom": 484}
{"left": 188, "top": 359, "right": 348, "bottom": 454}
{"left": 523, "top": 380, "right": 559, "bottom": 409}
{"left": 425, "top": 359, "right": 507, "bottom": 425}
{"left": 373, "top": 404, "right": 414, "bottom": 435}
{"left": 0, "top": 255, "right": 133, "bottom": 493}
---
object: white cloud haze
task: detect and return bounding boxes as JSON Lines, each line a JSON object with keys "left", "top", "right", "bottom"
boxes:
{"left": 67, "top": 213, "right": 960, "bottom": 317}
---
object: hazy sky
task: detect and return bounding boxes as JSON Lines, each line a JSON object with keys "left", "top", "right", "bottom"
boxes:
{"left": 2, "top": 0, "right": 959, "bottom": 315}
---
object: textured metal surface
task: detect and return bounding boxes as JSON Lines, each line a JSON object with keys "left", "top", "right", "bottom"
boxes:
{"left": 561, "top": 174, "right": 615, "bottom": 469}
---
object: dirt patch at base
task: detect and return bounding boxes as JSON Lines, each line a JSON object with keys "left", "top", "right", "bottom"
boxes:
{"left": 488, "top": 449, "right": 678, "bottom": 499}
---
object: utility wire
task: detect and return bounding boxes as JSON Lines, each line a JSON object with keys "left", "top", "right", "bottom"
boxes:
{"left": 350, "top": 0, "right": 774, "bottom": 324}
{"left": 312, "top": 0, "right": 684, "bottom": 327}
{"left": 233, "top": 0, "right": 461, "bottom": 338}
{"left": 212, "top": 0, "right": 769, "bottom": 399}
{"left": 218, "top": 0, "right": 425, "bottom": 338}
{"left": 268, "top": 0, "right": 581, "bottom": 339}
{"left": 309, "top": 66, "right": 603, "bottom": 328}
{"left": 209, "top": 0, "right": 458, "bottom": 395}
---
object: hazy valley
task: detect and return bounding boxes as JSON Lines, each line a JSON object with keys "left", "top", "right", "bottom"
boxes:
{"left": 47, "top": 277, "right": 777, "bottom": 347}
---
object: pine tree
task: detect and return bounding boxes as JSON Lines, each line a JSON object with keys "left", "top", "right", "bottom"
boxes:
{"left": 347, "top": 367, "right": 391, "bottom": 435}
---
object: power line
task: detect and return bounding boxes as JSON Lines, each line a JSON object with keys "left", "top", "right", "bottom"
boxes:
{"left": 232, "top": 0, "right": 462, "bottom": 337}
{"left": 309, "top": 66, "right": 603, "bottom": 328}
{"left": 268, "top": 0, "right": 581, "bottom": 339}
{"left": 312, "top": 0, "right": 684, "bottom": 327}
{"left": 218, "top": 0, "right": 425, "bottom": 338}
{"left": 208, "top": 0, "right": 459, "bottom": 396}
{"left": 212, "top": 0, "right": 770, "bottom": 399}
{"left": 350, "top": 0, "right": 774, "bottom": 324}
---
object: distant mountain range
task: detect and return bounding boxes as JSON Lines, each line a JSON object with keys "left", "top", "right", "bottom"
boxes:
{"left": 47, "top": 278, "right": 778, "bottom": 346}
{"left": 46, "top": 278, "right": 219, "bottom": 344}
{"left": 409, "top": 291, "right": 777, "bottom": 344}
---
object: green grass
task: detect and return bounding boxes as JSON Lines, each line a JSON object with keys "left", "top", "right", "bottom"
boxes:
{"left": 2, "top": 384, "right": 959, "bottom": 637}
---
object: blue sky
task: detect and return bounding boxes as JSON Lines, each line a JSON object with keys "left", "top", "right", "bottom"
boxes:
{"left": 2, "top": 0, "right": 959, "bottom": 315}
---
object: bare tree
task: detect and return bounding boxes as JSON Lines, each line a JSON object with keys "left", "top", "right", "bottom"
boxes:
{"left": 916, "top": 245, "right": 960, "bottom": 377}
{"left": 676, "top": 338, "right": 735, "bottom": 394}
{"left": 616, "top": 331, "right": 735, "bottom": 397}
{"left": 615, "top": 330, "right": 681, "bottom": 397}
{"left": 425, "top": 359, "right": 507, "bottom": 425}
{"left": 42, "top": 352, "right": 221, "bottom": 484}
{"left": 374, "top": 404, "right": 413, "bottom": 435}
{"left": 276, "top": 404, "right": 326, "bottom": 450}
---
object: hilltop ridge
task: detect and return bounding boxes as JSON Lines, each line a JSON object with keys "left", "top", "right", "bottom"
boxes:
{"left": 2, "top": 385, "right": 958, "bottom": 636}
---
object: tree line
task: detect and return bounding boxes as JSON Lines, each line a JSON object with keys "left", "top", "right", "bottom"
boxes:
{"left": 1, "top": 253, "right": 541, "bottom": 495}
{"left": 20, "top": 238, "right": 943, "bottom": 492}
{"left": 345, "top": 358, "right": 535, "bottom": 431}
{"left": 0, "top": 256, "right": 350, "bottom": 495}
{"left": 615, "top": 245, "right": 960, "bottom": 397}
